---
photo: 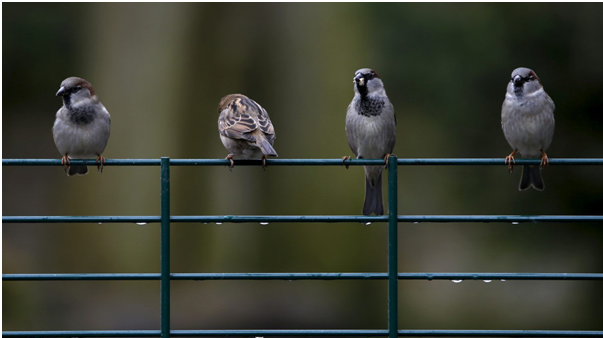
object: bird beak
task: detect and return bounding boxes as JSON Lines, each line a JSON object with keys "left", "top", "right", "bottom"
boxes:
{"left": 56, "top": 86, "right": 66, "bottom": 96}
{"left": 354, "top": 74, "right": 365, "bottom": 87}
{"left": 513, "top": 75, "right": 522, "bottom": 85}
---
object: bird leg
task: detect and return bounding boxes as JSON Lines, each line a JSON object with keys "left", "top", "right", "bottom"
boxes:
{"left": 61, "top": 154, "right": 71, "bottom": 173}
{"left": 505, "top": 150, "right": 517, "bottom": 173}
{"left": 342, "top": 156, "right": 351, "bottom": 169}
{"left": 96, "top": 155, "right": 106, "bottom": 173}
{"left": 383, "top": 153, "right": 393, "bottom": 169}
{"left": 225, "top": 154, "right": 235, "bottom": 170}
{"left": 262, "top": 155, "right": 267, "bottom": 171}
{"left": 540, "top": 150, "right": 549, "bottom": 170}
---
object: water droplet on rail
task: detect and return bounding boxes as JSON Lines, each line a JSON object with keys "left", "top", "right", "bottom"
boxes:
{"left": 216, "top": 222, "right": 222, "bottom": 225}
{"left": 136, "top": 222, "right": 147, "bottom": 226}
{"left": 98, "top": 222, "right": 103, "bottom": 225}
{"left": 413, "top": 222, "right": 420, "bottom": 224}
{"left": 361, "top": 222, "right": 372, "bottom": 226}
{"left": 483, "top": 280, "right": 492, "bottom": 283}
{"left": 511, "top": 222, "right": 519, "bottom": 225}
{"left": 260, "top": 222, "right": 269, "bottom": 225}
{"left": 451, "top": 280, "right": 463, "bottom": 283}
{"left": 501, "top": 279, "right": 506, "bottom": 282}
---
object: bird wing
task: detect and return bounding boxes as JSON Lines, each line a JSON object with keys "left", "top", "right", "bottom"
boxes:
{"left": 218, "top": 96, "right": 276, "bottom": 143}
{"left": 541, "top": 92, "right": 556, "bottom": 151}
{"left": 256, "top": 105, "right": 276, "bottom": 143}
{"left": 501, "top": 98, "right": 512, "bottom": 131}
{"left": 345, "top": 103, "right": 359, "bottom": 156}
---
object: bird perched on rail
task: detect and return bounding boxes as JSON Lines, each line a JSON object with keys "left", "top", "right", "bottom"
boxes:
{"left": 345, "top": 68, "right": 396, "bottom": 215}
{"left": 501, "top": 67, "right": 555, "bottom": 191}
{"left": 52, "top": 77, "right": 111, "bottom": 176}
{"left": 218, "top": 94, "right": 277, "bottom": 169}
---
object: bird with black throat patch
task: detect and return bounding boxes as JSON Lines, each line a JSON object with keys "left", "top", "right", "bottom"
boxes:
{"left": 345, "top": 68, "right": 396, "bottom": 216}
{"left": 52, "top": 77, "right": 111, "bottom": 176}
{"left": 501, "top": 67, "right": 555, "bottom": 191}
{"left": 218, "top": 94, "right": 277, "bottom": 169}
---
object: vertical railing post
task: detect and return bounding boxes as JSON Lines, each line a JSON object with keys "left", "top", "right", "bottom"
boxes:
{"left": 160, "top": 157, "right": 171, "bottom": 338}
{"left": 388, "top": 155, "right": 398, "bottom": 338}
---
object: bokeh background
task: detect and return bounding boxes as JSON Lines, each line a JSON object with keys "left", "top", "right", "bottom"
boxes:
{"left": 3, "top": 2, "right": 603, "bottom": 334}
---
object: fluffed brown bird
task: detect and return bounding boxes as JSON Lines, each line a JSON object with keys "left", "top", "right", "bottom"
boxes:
{"left": 218, "top": 94, "right": 277, "bottom": 169}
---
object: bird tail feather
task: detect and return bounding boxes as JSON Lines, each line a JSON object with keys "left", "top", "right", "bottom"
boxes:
{"left": 258, "top": 140, "right": 278, "bottom": 157}
{"left": 363, "top": 171, "right": 384, "bottom": 216}
{"left": 67, "top": 165, "right": 89, "bottom": 176}
{"left": 519, "top": 165, "right": 544, "bottom": 191}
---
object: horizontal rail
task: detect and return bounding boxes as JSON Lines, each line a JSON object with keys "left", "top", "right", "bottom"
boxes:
{"left": 3, "top": 215, "right": 603, "bottom": 223}
{"left": 2, "top": 216, "right": 162, "bottom": 223}
{"left": 3, "top": 158, "right": 603, "bottom": 167}
{"left": 4, "top": 157, "right": 602, "bottom": 337}
{"left": 3, "top": 330, "right": 603, "bottom": 337}
{"left": 4, "top": 273, "right": 603, "bottom": 281}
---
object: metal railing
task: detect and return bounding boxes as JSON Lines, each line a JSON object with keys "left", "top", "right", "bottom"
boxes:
{"left": 3, "top": 157, "right": 603, "bottom": 338}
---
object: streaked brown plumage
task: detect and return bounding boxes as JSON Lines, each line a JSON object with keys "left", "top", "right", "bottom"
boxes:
{"left": 218, "top": 94, "right": 277, "bottom": 169}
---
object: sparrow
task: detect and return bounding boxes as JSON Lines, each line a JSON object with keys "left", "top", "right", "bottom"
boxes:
{"left": 52, "top": 77, "right": 111, "bottom": 176}
{"left": 501, "top": 67, "right": 555, "bottom": 191}
{"left": 218, "top": 94, "right": 277, "bottom": 169}
{"left": 345, "top": 68, "right": 396, "bottom": 216}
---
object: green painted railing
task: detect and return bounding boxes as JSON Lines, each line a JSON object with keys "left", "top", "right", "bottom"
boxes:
{"left": 3, "top": 157, "right": 603, "bottom": 338}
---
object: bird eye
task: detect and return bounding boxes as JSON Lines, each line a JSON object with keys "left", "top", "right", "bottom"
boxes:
{"left": 76, "top": 86, "right": 82, "bottom": 90}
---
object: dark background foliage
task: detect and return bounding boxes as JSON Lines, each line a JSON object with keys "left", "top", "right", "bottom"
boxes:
{"left": 3, "top": 3, "right": 603, "bottom": 332}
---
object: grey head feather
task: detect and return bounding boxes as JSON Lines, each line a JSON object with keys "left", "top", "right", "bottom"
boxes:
{"left": 507, "top": 67, "right": 543, "bottom": 99}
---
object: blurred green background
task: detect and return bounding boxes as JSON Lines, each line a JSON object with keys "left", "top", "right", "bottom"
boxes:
{"left": 3, "top": 2, "right": 603, "bottom": 334}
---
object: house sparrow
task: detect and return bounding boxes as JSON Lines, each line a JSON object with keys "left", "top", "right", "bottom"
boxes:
{"left": 345, "top": 68, "right": 396, "bottom": 215}
{"left": 218, "top": 94, "right": 277, "bottom": 169}
{"left": 501, "top": 67, "right": 555, "bottom": 191}
{"left": 52, "top": 77, "right": 111, "bottom": 176}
